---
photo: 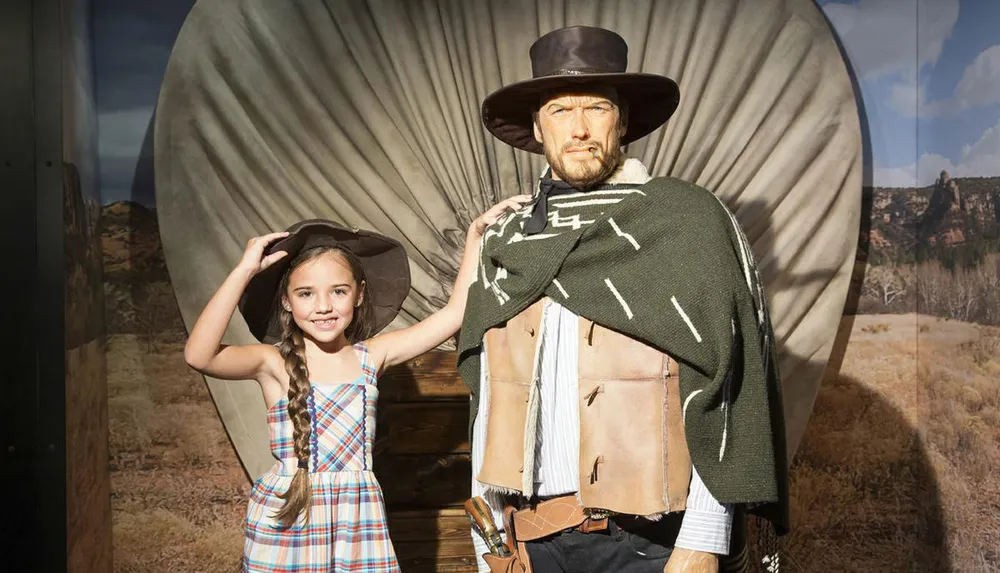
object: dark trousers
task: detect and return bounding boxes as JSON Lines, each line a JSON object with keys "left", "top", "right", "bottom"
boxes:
{"left": 524, "top": 514, "right": 682, "bottom": 573}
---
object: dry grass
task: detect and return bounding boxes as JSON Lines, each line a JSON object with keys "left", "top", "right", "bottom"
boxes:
{"left": 108, "top": 311, "right": 1000, "bottom": 572}
{"left": 785, "top": 314, "right": 1000, "bottom": 572}
{"left": 108, "top": 333, "right": 248, "bottom": 573}
{"left": 861, "top": 322, "right": 891, "bottom": 334}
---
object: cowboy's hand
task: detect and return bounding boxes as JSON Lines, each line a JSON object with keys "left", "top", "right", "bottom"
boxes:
{"left": 471, "top": 195, "right": 533, "bottom": 237}
{"left": 236, "top": 232, "right": 290, "bottom": 276}
{"left": 664, "top": 548, "right": 719, "bottom": 573}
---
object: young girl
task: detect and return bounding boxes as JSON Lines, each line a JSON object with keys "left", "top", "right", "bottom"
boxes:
{"left": 183, "top": 198, "right": 529, "bottom": 572}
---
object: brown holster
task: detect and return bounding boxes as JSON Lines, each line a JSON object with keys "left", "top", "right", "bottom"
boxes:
{"left": 482, "top": 495, "right": 609, "bottom": 573}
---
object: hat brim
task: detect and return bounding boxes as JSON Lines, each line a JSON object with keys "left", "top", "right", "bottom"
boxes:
{"left": 238, "top": 220, "right": 411, "bottom": 344}
{"left": 482, "top": 73, "right": 680, "bottom": 154}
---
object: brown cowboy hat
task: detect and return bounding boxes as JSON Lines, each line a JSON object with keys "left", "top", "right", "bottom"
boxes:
{"left": 238, "top": 219, "right": 410, "bottom": 344}
{"left": 482, "top": 26, "right": 680, "bottom": 154}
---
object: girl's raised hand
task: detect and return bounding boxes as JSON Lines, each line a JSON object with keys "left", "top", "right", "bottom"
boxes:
{"left": 471, "top": 195, "right": 533, "bottom": 238}
{"left": 237, "top": 232, "right": 291, "bottom": 276}
{"left": 366, "top": 194, "right": 532, "bottom": 373}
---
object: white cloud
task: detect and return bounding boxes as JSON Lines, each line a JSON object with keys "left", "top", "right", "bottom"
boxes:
{"left": 916, "top": 0, "right": 960, "bottom": 73}
{"left": 872, "top": 164, "right": 918, "bottom": 188}
{"left": 958, "top": 119, "right": 1000, "bottom": 175}
{"left": 888, "top": 81, "right": 923, "bottom": 117}
{"left": 823, "top": 0, "right": 958, "bottom": 81}
{"left": 888, "top": 80, "right": 953, "bottom": 117}
{"left": 874, "top": 153, "right": 954, "bottom": 188}
{"left": 874, "top": 119, "right": 1000, "bottom": 187}
{"left": 953, "top": 45, "right": 1000, "bottom": 110}
{"left": 889, "top": 44, "right": 1000, "bottom": 117}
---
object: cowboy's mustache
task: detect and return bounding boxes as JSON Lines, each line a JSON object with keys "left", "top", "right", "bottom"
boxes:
{"left": 561, "top": 141, "right": 603, "bottom": 154}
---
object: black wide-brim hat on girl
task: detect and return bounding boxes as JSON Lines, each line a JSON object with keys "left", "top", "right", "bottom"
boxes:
{"left": 238, "top": 219, "right": 411, "bottom": 344}
{"left": 481, "top": 26, "right": 681, "bottom": 154}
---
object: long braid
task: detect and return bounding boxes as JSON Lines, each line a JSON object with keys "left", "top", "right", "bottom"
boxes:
{"left": 274, "top": 308, "right": 313, "bottom": 527}
{"left": 268, "top": 245, "right": 377, "bottom": 527}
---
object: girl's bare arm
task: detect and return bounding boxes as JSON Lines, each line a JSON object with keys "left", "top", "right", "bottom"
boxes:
{"left": 367, "top": 196, "right": 531, "bottom": 372}
{"left": 183, "top": 232, "right": 289, "bottom": 382}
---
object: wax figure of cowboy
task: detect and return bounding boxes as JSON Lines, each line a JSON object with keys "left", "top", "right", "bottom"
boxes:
{"left": 458, "top": 26, "right": 790, "bottom": 573}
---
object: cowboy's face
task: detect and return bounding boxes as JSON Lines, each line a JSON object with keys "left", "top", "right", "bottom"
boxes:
{"left": 533, "top": 86, "right": 626, "bottom": 188}
{"left": 282, "top": 251, "right": 364, "bottom": 345}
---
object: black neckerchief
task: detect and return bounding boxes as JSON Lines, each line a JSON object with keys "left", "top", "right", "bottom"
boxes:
{"left": 523, "top": 176, "right": 582, "bottom": 235}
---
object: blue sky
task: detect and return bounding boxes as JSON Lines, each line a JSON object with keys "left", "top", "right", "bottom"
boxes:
{"left": 819, "top": 0, "right": 1000, "bottom": 187}
{"left": 94, "top": 0, "right": 1000, "bottom": 204}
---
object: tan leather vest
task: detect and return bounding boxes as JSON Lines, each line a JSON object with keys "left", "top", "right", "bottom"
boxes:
{"left": 477, "top": 298, "right": 692, "bottom": 516}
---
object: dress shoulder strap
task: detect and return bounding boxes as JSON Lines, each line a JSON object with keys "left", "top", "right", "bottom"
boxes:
{"left": 353, "top": 341, "right": 378, "bottom": 386}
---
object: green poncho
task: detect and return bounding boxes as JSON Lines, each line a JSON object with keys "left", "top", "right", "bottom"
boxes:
{"left": 458, "top": 175, "right": 789, "bottom": 533}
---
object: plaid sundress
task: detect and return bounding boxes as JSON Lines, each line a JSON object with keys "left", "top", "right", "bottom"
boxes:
{"left": 243, "top": 342, "right": 400, "bottom": 572}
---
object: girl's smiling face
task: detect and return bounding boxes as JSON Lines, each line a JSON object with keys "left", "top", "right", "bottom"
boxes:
{"left": 282, "top": 251, "right": 364, "bottom": 345}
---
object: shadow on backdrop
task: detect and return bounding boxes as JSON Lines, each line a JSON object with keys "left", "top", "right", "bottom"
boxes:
{"left": 787, "top": 370, "right": 949, "bottom": 571}
{"left": 752, "top": 187, "right": 949, "bottom": 571}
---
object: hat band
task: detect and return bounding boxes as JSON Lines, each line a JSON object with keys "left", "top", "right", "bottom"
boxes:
{"left": 303, "top": 235, "right": 344, "bottom": 250}
{"left": 538, "top": 67, "right": 623, "bottom": 78}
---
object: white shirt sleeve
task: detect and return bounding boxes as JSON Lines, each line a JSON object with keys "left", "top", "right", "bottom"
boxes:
{"left": 674, "top": 465, "right": 734, "bottom": 555}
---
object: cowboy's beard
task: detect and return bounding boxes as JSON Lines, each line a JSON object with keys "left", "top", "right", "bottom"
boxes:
{"left": 544, "top": 134, "right": 624, "bottom": 189}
